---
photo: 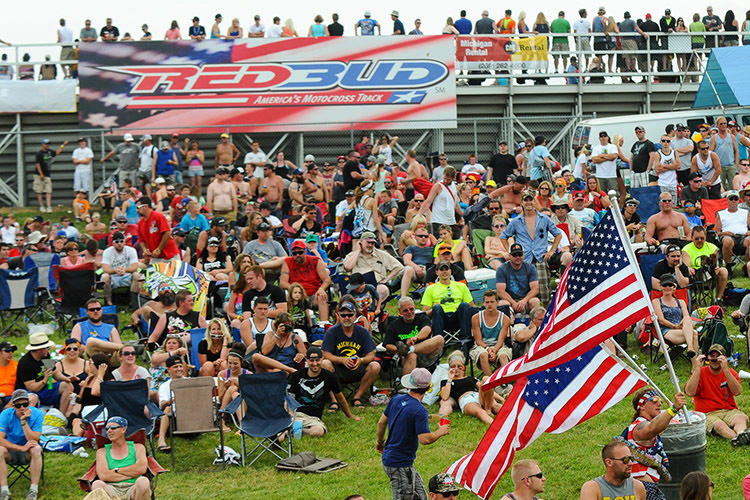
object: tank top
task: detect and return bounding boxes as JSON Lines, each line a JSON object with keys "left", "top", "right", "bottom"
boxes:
{"left": 250, "top": 317, "right": 274, "bottom": 340}
{"left": 358, "top": 196, "right": 377, "bottom": 232}
{"left": 656, "top": 149, "right": 677, "bottom": 188}
{"left": 658, "top": 298, "right": 682, "bottom": 327}
{"left": 285, "top": 255, "right": 322, "bottom": 296}
{"left": 60, "top": 359, "right": 87, "bottom": 394}
{"left": 625, "top": 416, "right": 668, "bottom": 481}
{"left": 714, "top": 133, "right": 735, "bottom": 167}
{"left": 229, "top": 29, "right": 239, "bottom": 37}
{"left": 718, "top": 207, "right": 749, "bottom": 234}
{"left": 105, "top": 442, "right": 137, "bottom": 484}
{"left": 268, "top": 334, "right": 298, "bottom": 368}
{"left": 552, "top": 192, "right": 569, "bottom": 205}
{"left": 593, "top": 476, "right": 635, "bottom": 499}
{"left": 535, "top": 23, "right": 549, "bottom": 33}
{"left": 379, "top": 144, "right": 393, "bottom": 164}
{"left": 738, "top": 135, "right": 748, "bottom": 161}
{"left": 696, "top": 153, "right": 721, "bottom": 186}
{"left": 222, "top": 368, "right": 248, "bottom": 379}
{"left": 155, "top": 149, "right": 175, "bottom": 175}
{"left": 432, "top": 182, "right": 457, "bottom": 225}
{"left": 724, "top": 21, "right": 738, "bottom": 42}
{"left": 79, "top": 320, "right": 115, "bottom": 345}
{"left": 125, "top": 199, "right": 138, "bottom": 224}
{"left": 593, "top": 16, "right": 606, "bottom": 39}
{"left": 311, "top": 24, "right": 325, "bottom": 37}
{"left": 479, "top": 311, "right": 504, "bottom": 345}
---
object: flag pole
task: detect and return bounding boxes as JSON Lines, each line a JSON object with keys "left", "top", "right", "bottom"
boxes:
{"left": 608, "top": 191, "right": 690, "bottom": 423}
{"left": 612, "top": 342, "right": 673, "bottom": 406}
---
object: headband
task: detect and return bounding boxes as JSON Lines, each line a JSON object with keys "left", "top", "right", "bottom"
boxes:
{"left": 637, "top": 390, "right": 659, "bottom": 409}
{"left": 106, "top": 416, "right": 128, "bottom": 429}
{"left": 227, "top": 351, "right": 243, "bottom": 360}
{"left": 361, "top": 180, "right": 374, "bottom": 192}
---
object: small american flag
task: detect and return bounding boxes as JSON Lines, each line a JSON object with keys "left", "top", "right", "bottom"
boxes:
{"left": 446, "top": 344, "right": 647, "bottom": 499}
{"left": 483, "top": 208, "right": 651, "bottom": 388}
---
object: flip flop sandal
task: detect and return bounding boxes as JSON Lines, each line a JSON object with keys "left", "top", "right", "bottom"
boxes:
{"left": 328, "top": 402, "right": 340, "bottom": 413}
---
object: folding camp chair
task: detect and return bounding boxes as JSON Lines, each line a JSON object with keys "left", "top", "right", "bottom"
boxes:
{"left": 630, "top": 186, "right": 662, "bottom": 221}
{"left": 56, "top": 266, "right": 96, "bottom": 334}
{"left": 220, "top": 371, "right": 295, "bottom": 466}
{"left": 23, "top": 252, "right": 60, "bottom": 321}
{"left": 169, "top": 377, "right": 223, "bottom": 469}
{"left": 77, "top": 422, "right": 166, "bottom": 500}
{"left": 0, "top": 267, "right": 40, "bottom": 333}
{"left": 83, "top": 379, "right": 164, "bottom": 457}
{"left": 188, "top": 328, "right": 207, "bottom": 373}
{"left": 6, "top": 446, "right": 45, "bottom": 488}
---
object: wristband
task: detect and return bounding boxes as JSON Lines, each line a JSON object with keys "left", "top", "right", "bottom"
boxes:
{"left": 667, "top": 405, "right": 677, "bottom": 417}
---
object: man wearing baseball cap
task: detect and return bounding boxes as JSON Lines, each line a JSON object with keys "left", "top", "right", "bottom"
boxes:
{"left": 686, "top": 343, "right": 749, "bottom": 446}
{"left": 0, "top": 389, "right": 44, "bottom": 500}
{"left": 424, "top": 242, "right": 466, "bottom": 284}
{"left": 101, "top": 133, "right": 139, "bottom": 189}
{"left": 377, "top": 367, "right": 449, "bottom": 500}
{"left": 90, "top": 416, "right": 150, "bottom": 500}
{"left": 280, "top": 240, "right": 331, "bottom": 323}
{"left": 343, "top": 231, "right": 404, "bottom": 306}
{"left": 496, "top": 243, "right": 541, "bottom": 313}
{"left": 421, "top": 261, "right": 475, "bottom": 343}
{"left": 429, "top": 472, "right": 461, "bottom": 499}
{"left": 215, "top": 133, "right": 240, "bottom": 175}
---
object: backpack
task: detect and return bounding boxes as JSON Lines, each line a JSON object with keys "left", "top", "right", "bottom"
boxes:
{"left": 723, "top": 284, "right": 750, "bottom": 307}
{"left": 698, "top": 319, "right": 734, "bottom": 357}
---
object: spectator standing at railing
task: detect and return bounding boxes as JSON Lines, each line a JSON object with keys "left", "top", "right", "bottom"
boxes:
{"left": 742, "top": 12, "right": 750, "bottom": 46}
{"left": 550, "top": 11, "right": 571, "bottom": 73}
{"left": 592, "top": 7, "right": 608, "bottom": 70}
{"left": 620, "top": 12, "right": 644, "bottom": 82}
{"left": 308, "top": 15, "right": 329, "bottom": 37}
{"left": 409, "top": 19, "right": 423, "bottom": 35}
{"left": 39, "top": 56, "right": 56, "bottom": 81}
{"left": 100, "top": 18, "right": 120, "bottom": 42}
{"left": 703, "top": 6, "right": 722, "bottom": 49}
{"left": 723, "top": 11, "right": 739, "bottom": 47}
{"left": 328, "top": 14, "right": 344, "bottom": 36}
{"left": 249, "top": 15, "right": 265, "bottom": 38}
{"left": 498, "top": 10, "right": 516, "bottom": 34}
{"left": 454, "top": 10, "right": 472, "bottom": 34}
{"left": 211, "top": 14, "right": 223, "bottom": 39}
{"left": 268, "top": 17, "right": 283, "bottom": 38}
{"left": 639, "top": 14, "right": 660, "bottom": 74}
{"left": 79, "top": 20, "right": 97, "bottom": 42}
{"left": 355, "top": 11, "right": 380, "bottom": 36}
{"left": 659, "top": 10, "right": 676, "bottom": 73}
{"left": 475, "top": 10, "right": 496, "bottom": 34}
{"left": 573, "top": 9, "right": 592, "bottom": 69}
{"left": 189, "top": 17, "right": 206, "bottom": 40}
{"left": 391, "top": 11, "right": 405, "bottom": 35}
{"left": 140, "top": 25, "right": 152, "bottom": 41}
{"left": 0, "top": 55, "right": 12, "bottom": 81}
{"left": 57, "top": 19, "right": 73, "bottom": 79}
{"left": 164, "top": 21, "right": 181, "bottom": 40}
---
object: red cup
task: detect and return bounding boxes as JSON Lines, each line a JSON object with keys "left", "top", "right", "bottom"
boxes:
{"left": 439, "top": 418, "right": 450, "bottom": 426}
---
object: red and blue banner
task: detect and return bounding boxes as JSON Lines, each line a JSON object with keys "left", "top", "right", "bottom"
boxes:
{"left": 78, "top": 37, "right": 456, "bottom": 133}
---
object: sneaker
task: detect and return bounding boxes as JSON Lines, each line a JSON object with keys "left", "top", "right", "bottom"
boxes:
{"left": 24, "top": 490, "right": 37, "bottom": 500}
{"left": 396, "top": 341, "right": 409, "bottom": 358}
{"left": 731, "top": 428, "right": 750, "bottom": 447}
{"left": 0, "top": 490, "right": 10, "bottom": 500}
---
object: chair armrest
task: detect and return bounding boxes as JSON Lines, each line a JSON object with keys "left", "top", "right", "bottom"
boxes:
{"left": 147, "top": 401, "right": 165, "bottom": 420}
{"left": 82, "top": 405, "right": 104, "bottom": 426}
{"left": 219, "top": 396, "right": 243, "bottom": 415}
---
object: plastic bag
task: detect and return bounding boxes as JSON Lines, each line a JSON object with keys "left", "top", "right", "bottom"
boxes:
{"left": 422, "top": 363, "right": 449, "bottom": 406}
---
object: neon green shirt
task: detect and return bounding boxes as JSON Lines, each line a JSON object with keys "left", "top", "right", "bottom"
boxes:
{"left": 421, "top": 280, "right": 473, "bottom": 313}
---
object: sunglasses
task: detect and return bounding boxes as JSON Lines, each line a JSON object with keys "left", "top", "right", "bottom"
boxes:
{"left": 436, "top": 492, "right": 459, "bottom": 498}
{"left": 610, "top": 456, "right": 634, "bottom": 464}
{"left": 1, "top": 348, "right": 14, "bottom": 353}
{"left": 291, "top": 250, "right": 305, "bottom": 256}
{"left": 493, "top": 224, "right": 506, "bottom": 229}
{"left": 13, "top": 402, "right": 29, "bottom": 409}
{"left": 66, "top": 346, "right": 79, "bottom": 352}
{"left": 166, "top": 333, "right": 183, "bottom": 339}
{"left": 87, "top": 307, "right": 102, "bottom": 312}
{"left": 112, "top": 239, "right": 125, "bottom": 244}
{"left": 660, "top": 199, "right": 673, "bottom": 203}
{"left": 729, "top": 196, "right": 740, "bottom": 201}
{"left": 662, "top": 283, "right": 676, "bottom": 288}
{"left": 660, "top": 139, "right": 671, "bottom": 143}
{"left": 105, "top": 425, "right": 123, "bottom": 431}
{"left": 525, "top": 472, "right": 544, "bottom": 479}
{"left": 339, "top": 312, "right": 354, "bottom": 318}
{"left": 121, "top": 351, "right": 137, "bottom": 356}
{"left": 699, "top": 147, "right": 709, "bottom": 150}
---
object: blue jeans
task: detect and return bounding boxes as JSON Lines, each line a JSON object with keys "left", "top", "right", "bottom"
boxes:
{"left": 174, "top": 170, "right": 183, "bottom": 185}
{"left": 430, "top": 302, "right": 472, "bottom": 341}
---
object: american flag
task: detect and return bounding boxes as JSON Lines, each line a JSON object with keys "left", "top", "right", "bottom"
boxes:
{"left": 483, "top": 208, "right": 651, "bottom": 389}
{"left": 446, "top": 344, "right": 647, "bottom": 499}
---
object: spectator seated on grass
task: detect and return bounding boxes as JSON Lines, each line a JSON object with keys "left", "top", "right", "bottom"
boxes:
{"left": 398, "top": 214, "right": 436, "bottom": 256}
{"left": 237, "top": 297, "right": 274, "bottom": 353}
{"left": 157, "top": 355, "right": 185, "bottom": 453}
{"left": 129, "top": 285, "right": 176, "bottom": 332}
{"left": 197, "top": 319, "right": 231, "bottom": 378}
{"left": 424, "top": 243, "right": 466, "bottom": 284}
{"left": 346, "top": 273, "right": 381, "bottom": 326}
{"left": 238, "top": 265, "right": 287, "bottom": 326}
{"left": 217, "top": 344, "right": 250, "bottom": 429}
{"left": 433, "top": 224, "right": 474, "bottom": 271}
{"left": 714, "top": 189, "right": 750, "bottom": 274}
{"left": 651, "top": 245, "right": 690, "bottom": 292}
{"left": 100, "top": 233, "right": 141, "bottom": 307}
{"left": 241, "top": 220, "right": 287, "bottom": 271}
{"left": 196, "top": 236, "right": 232, "bottom": 281}
{"left": 384, "top": 297, "right": 444, "bottom": 377}
{"left": 421, "top": 261, "right": 474, "bottom": 342}
{"left": 470, "top": 290, "right": 513, "bottom": 377}
{"left": 91, "top": 416, "right": 151, "bottom": 500}
{"left": 250, "top": 312, "right": 306, "bottom": 376}
{"left": 70, "top": 354, "right": 114, "bottom": 437}
{"left": 644, "top": 192, "right": 691, "bottom": 248}
{"left": 16, "top": 333, "right": 74, "bottom": 418}
{"left": 322, "top": 299, "right": 380, "bottom": 410}
{"left": 438, "top": 351, "right": 500, "bottom": 426}
{"left": 569, "top": 191, "right": 599, "bottom": 231}
{"left": 287, "top": 347, "right": 360, "bottom": 437}
{"left": 0, "top": 389, "right": 43, "bottom": 500}
{"left": 280, "top": 240, "right": 331, "bottom": 324}
{"left": 685, "top": 344, "right": 750, "bottom": 446}
{"left": 651, "top": 274, "right": 698, "bottom": 356}
{"left": 551, "top": 201, "right": 584, "bottom": 250}
{"left": 483, "top": 215, "right": 509, "bottom": 271}
{"left": 496, "top": 243, "right": 540, "bottom": 314}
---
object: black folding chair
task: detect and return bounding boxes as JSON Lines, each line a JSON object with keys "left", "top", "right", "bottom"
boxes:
{"left": 56, "top": 267, "right": 96, "bottom": 334}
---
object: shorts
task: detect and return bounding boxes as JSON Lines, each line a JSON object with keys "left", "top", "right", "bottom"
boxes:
{"left": 334, "top": 362, "right": 367, "bottom": 384}
{"left": 60, "top": 46, "right": 75, "bottom": 62}
{"left": 7, "top": 450, "right": 29, "bottom": 465}
{"left": 469, "top": 344, "right": 513, "bottom": 364}
{"left": 548, "top": 252, "right": 565, "bottom": 267}
{"left": 104, "top": 481, "right": 141, "bottom": 500}
{"left": 33, "top": 175, "right": 52, "bottom": 194}
{"left": 415, "top": 350, "right": 442, "bottom": 369}
{"left": 630, "top": 171, "right": 650, "bottom": 189}
{"left": 74, "top": 166, "right": 91, "bottom": 193}
{"left": 295, "top": 411, "right": 327, "bottom": 434}
{"left": 593, "top": 40, "right": 607, "bottom": 56}
{"left": 110, "top": 274, "right": 133, "bottom": 288}
{"left": 726, "top": 234, "right": 750, "bottom": 256}
{"left": 458, "top": 391, "right": 481, "bottom": 413}
{"left": 552, "top": 41, "right": 569, "bottom": 53}
{"left": 119, "top": 170, "right": 138, "bottom": 187}
{"left": 533, "top": 258, "right": 550, "bottom": 304}
{"left": 576, "top": 37, "right": 591, "bottom": 53}
{"left": 383, "top": 465, "right": 428, "bottom": 500}
{"left": 705, "top": 408, "right": 747, "bottom": 433}
{"left": 35, "top": 381, "right": 61, "bottom": 407}
{"left": 213, "top": 209, "right": 236, "bottom": 223}
{"left": 187, "top": 166, "right": 204, "bottom": 177}
{"left": 621, "top": 39, "right": 638, "bottom": 53}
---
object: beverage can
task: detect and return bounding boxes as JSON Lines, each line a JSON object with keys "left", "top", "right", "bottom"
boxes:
{"left": 439, "top": 418, "right": 450, "bottom": 426}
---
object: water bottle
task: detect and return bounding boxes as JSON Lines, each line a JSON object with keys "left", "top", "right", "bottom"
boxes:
{"left": 292, "top": 421, "right": 302, "bottom": 440}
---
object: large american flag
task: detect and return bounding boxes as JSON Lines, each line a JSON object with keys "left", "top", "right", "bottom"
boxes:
{"left": 446, "top": 344, "right": 647, "bottom": 499}
{"left": 483, "top": 208, "right": 651, "bottom": 389}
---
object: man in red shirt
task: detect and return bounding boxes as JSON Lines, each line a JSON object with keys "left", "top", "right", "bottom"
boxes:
{"left": 107, "top": 215, "right": 137, "bottom": 246}
{"left": 279, "top": 240, "right": 332, "bottom": 323}
{"left": 685, "top": 343, "right": 749, "bottom": 446}
{"left": 136, "top": 196, "right": 179, "bottom": 263}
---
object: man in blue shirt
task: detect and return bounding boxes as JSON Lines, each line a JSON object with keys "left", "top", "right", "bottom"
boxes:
{"left": 0, "top": 389, "right": 43, "bottom": 500}
{"left": 355, "top": 11, "right": 381, "bottom": 36}
{"left": 454, "top": 10, "right": 473, "bottom": 34}
{"left": 501, "top": 191, "right": 565, "bottom": 305}
{"left": 71, "top": 298, "right": 123, "bottom": 356}
{"left": 496, "top": 243, "right": 541, "bottom": 314}
{"left": 391, "top": 11, "right": 405, "bottom": 35}
{"left": 377, "top": 368, "right": 449, "bottom": 500}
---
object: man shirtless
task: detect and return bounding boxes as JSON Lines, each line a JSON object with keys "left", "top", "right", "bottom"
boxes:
{"left": 288, "top": 169, "right": 310, "bottom": 205}
{"left": 306, "top": 162, "right": 330, "bottom": 202}
{"left": 405, "top": 193, "right": 430, "bottom": 223}
{"left": 260, "top": 165, "right": 286, "bottom": 213}
{"left": 206, "top": 167, "right": 238, "bottom": 222}
{"left": 489, "top": 175, "right": 528, "bottom": 215}
{"left": 405, "top": 149, "right": 429, "bottom": 193}
{"left": 215, "top": 133, "right": 240, "bottom": 169}
{"left": 645, "top": 192, "right": 691, "bottom": 246}
{"left": 231, "top": 168, "right": 251, "bottom": 205}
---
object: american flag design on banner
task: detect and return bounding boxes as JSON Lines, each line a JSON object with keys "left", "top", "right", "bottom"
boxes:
{"left": 483, "top": 208, "right": 651, "bottom": 389}
{"left": 77, "top": 37, "right": 456, "bottom": 134}
{"left": 446, "top": 344, "right": 646, "bottom": 499}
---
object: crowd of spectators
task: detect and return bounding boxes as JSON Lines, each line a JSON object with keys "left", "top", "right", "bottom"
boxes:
{"left": 1, "top": 117, "right": 750, "bottom": 497}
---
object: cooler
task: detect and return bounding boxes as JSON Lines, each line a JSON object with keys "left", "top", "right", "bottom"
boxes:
{"left": 465, "top": 268, "right": 497, "bottom": 304}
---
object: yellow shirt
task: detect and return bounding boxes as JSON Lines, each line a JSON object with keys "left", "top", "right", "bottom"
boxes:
{"left": 421, "top": 281, "right": 473, "bottom": 313}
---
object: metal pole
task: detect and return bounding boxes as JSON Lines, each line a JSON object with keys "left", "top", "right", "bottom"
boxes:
{"left": 613, "top": 342, "right": 673, "bottom": 406}
{"left": 297, "top": 133, "right": 304, "bottom": 168}
{"left": 100, "top": 130, "right": 106, "bottom": 185}
{"left": 472, "top": 119, "right": 478, "bottom": 157}
{"left": 15, "top": 114, "right": 24, "bottom": 207}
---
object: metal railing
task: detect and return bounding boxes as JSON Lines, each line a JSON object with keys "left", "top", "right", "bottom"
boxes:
{"left": 0, "top": 31, "right": 746, "bottom": 84}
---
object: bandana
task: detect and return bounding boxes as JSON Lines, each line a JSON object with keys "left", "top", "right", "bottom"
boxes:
{"left": 637, "top": 390, "right": 659, "bottom": 409}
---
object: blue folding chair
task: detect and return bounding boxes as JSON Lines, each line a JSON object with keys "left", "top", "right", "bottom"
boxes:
{"left": 189, "top": 327, "right": 207, "bottom": 372}
{"left": 220, "top": 371, "right": 298, "bottom": 466}
{"left": 638, "top": 253, "right": 666, "bottom": 294}
{"left": 0, "top": 267, "right": 40, "bottom": 332}
{"left": 630, "top": 186, "right": 662, "bottom": 220}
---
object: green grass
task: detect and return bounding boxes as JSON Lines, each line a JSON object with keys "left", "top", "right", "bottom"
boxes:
{"left": 4, "top": 205, "right": 750, "bottom": 499}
